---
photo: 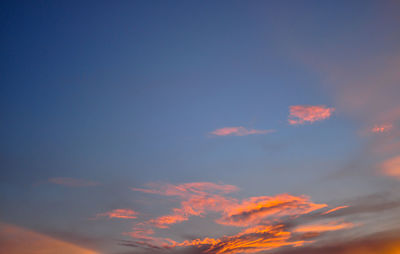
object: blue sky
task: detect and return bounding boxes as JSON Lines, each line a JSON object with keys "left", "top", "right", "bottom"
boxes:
{"left": 1, "top": 1, "right": 400, "bottom": 254}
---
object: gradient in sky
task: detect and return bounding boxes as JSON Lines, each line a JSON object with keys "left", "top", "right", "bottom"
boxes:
{"left": 1, "top": 1, "right": 400, "bottom": 254}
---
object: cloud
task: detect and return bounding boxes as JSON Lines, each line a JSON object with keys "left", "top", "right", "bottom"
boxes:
{"left": 132, "top": 182, "right": 238, "bottom": 197}
{"left": 210, "top": 127, "right": 275, "bottom": 136}
{"left": 321, "top": 206, "right": 349, "bottom": 215}
{"left": 128, "top": 182, "right": 354, "bottom": 254}
{"left": 132, "top": 182, "right": 238, "bottom": 228}
{"left": 288, "top": 35, "right": 400, "bottom": 177}
{"left": 315, "top": 192, "right": 400, "bottom": 220}
{"left": 48, "top": 177, "right": 99, "bottom": 187}
{"left": 273, "top": 229, "right": 400, "bottom": 254}
{"left": 0, "top": 222, "right": 99, "bottom": 254}
{"left": 293, "top": 221, "right": 354, "bottom": 233}
{"left": 177, "top": 224, "right": 306, "bottom": 254}
{"left": 217, "top": 194, "right": 327, "bottom": 227}
{"left": 380, "top": 155, "right": 400, "bottom": 179}
{"left": 371, "top": 124, "right": 393, "bottom": 133}
{"left": 94, "top": 209, "right": 138, "bottom": 219}
{"left": 288, "top": 105, "right": 335, "bottom": 125}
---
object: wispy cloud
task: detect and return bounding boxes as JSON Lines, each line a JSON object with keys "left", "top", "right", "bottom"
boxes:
{"left": 274, "top": 230, "right": 400, "bottom": 254}
{"left": 321, "top": 206, "right": 349, "bottom": 215}
{"left": 288, "top": 105, "right": 335, "bottom": 125}
{"left": 48, "top": 177, "right": 100, "bottom": 187}
{"left": 217, "top": 194, "right": 327, "bottom": 227}
{"left": 371, "top": 123, "right": 393, "bottom": 133}
{"left": 132, "top": 182, "right": 238, "bottom": 197}
{"left": 293, "top": 221, "right": 354, "bottom": 233}
{"left": 94, "top": 209, "right": 138, "bottom": 219}
{"left": 210, "top": 127, "right": 275, "bottom": 136}
{"left": 132, "top": 182, "right": 238, "bottom": 228}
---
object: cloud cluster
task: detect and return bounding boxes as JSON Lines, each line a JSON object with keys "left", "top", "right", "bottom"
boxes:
{"left": 127, "top": 182, "right": 353, "bottom": 254}
{"left": 209, "top": 105, "right": 334, "bottom": 137}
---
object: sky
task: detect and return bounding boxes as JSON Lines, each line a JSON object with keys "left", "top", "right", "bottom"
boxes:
{"left": 1, "top": 1, "right": 400, "bottom": 254}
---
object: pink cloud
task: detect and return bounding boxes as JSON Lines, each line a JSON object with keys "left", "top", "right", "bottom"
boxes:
{"left": 48, "top": 177, "right": 99, "bottom": 187}
{"left": 371, "top": 123, "right": 393, "bottom": 133}
{"left": 288, "top": 105, "right": 335, "bottom": 125}
{"left": 210, "top": 127, "right": 275, "bottom": 136}
{"left": 94, "top": 209, "right": 138, "bottom": 219}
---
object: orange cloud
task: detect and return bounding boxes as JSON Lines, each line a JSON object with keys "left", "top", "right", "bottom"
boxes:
{"left": 321, "top": 206, "right": 349, "bottom": 215}
{"left": 0, "top": 223, "right": 99, "bottom": 254}
{"left": 150, "top": 194, "right": 236, "bottom": 228}
{"left": 218, "top": 194, "right": 327, "bottom": 227}
{"left": 380, "top": 155, "right": 400, "bottom": 179}
{"left": 177, "top": 224, "right": 306, "bottom": 254}
{"left": 371, "top": 124, "right": 393, "bottom": 133}
{"left": 129, "top": 182, "right": 354, "bottom": 254}
{"left": 210, "top": 127, "right": 275, "bottom": 136}
{"left": 48, "top": 177, "right": 99, "bottom": 187}
{"left": 288, "top": 105, "right": 335, "bottom": 125}
{"left": 133, "top": 182, "right": 238, "bottom": 228}
{"left": 95, "top": 209, "right": 138, "bottom": 219}
{"left": 293, "top": 221, "right": 354, "bottom": 233}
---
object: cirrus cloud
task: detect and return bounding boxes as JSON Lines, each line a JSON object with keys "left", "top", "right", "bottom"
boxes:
{"left": 210, "top": 127, "right": 275, "bottom": 136}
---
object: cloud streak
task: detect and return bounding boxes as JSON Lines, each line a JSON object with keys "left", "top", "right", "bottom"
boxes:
{"left": 321, "top": 206, "right": 349, "bottom": 215}
{"left": 217, "top": 194, "right": 327, "bottom": 227}
{"left": 210, "top": 127, "right": 275, "bottom": 136}
{"left": 293, "top": 221, "right": 354, "bottom": 233}
{"left": 94, "top": 209, "right": 138, "bottom": 219}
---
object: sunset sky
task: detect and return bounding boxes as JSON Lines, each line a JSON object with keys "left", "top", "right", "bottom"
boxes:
{"left": 1, "top": 1, "right": 400, "bottom": 254}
